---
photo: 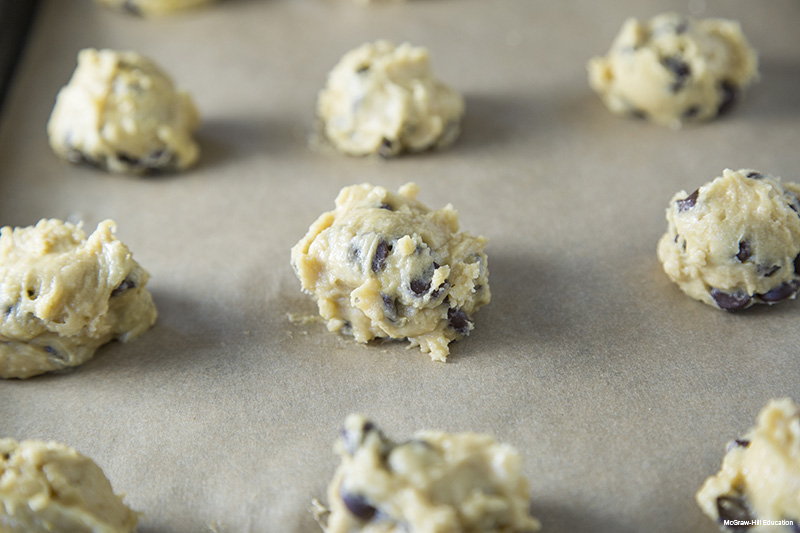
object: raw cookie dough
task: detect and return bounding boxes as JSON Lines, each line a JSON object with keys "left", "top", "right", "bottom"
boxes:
{"left": 95, "top": 0, "right": 216, "bottom": 16}
{"left": 47, "top": 48, "right": 200, "bottom": 174}
{"left": 657, "top": 169, "right": 800, "bottom": 311}
{"left": 291, "top": 183, "right": 489, "bottom": 361}
{"left": 696, "top": 398, "right": 800, "bottom": 532}
{"left": 588, "top": 13, "right": 758, "bottom": 128}
{"left": 317, "top": 41, "right": 464, "bottom": 157}
{"left": 313, "top": 414, "right": 541, "bottom": 533}
{"left": 0, "top": 219, "right": 157, "bottom": 379}
{"left": 0, "top": 438, "right": 139, "bottom": 532}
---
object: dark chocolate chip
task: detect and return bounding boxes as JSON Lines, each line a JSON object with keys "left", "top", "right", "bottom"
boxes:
{"left": 447, "top": 308, "right": 471, "bottom": 336}
{"left": 674, "top": 19, "right": 689, "bottom": 34}
{"left": 710, "top": 289, "right": 752, "bottom": 311}
{"left": 340, "top": 490, "right": 376, "bottom": 521}
{"left": 45, "top": 346, "right": 67, "bottom": 364}
{"left": 794, "top": 253, "right": 800, "bottom": 274}
{"left": 677, "top": 189, "right": 699, "bottom": 212}
{"left": 736, "top": 241, "right": 752, "bottom": 263}
{"left": 116, "top": 153, "right": 141, "bottom": 167}
{"left": 661, "top": 56, "right": 692, "bottom": 92}
{"left": 717, "top": 81, "right": 739, "bottom": 116}
{"left": 378, "top": 138, "right": 396, "bottom": 158}
{"left": 378, "top": 202, "right": 393, "bottom": 211}
{"left": 788, "top": 521, "right": 800, "bottom": 533}
{"left": 682, "top": 105, "right": 700, "bottom": 119}
{"left": 382, "top": 293, "right": 397, "bottom": 321}
{"left": 410, "top": 278, "right": 431, "bottom": 296}
{"left": 727, "top": 439, "right": 751, "bottom": 451}
{"left": 356, "top": 64, "right": 370, "bottom": 74}
{"left": 372, "top": 240, "right": 389, "bottom": 273}
{"left": 758, "top": 281, "right": 799, "bottom": 303}
{"left": 716, "top": 495, "right": 753, "bottom": 530}
{"left": 26, "top": 288, "right": 36, "bottom": 299}
{"left": 758, "top": 264, "right": 780, "bottom": 278}
{"left": 349, "top": 242, "right": 361, "bottom": 264}
{"left": 111, "top": 277, "right": 136, "bottom": 297}
{"left": 745, "top": 171, "right": 763, "bottom": 179}
{"left": 123, "top": 0, "right": 142, "bottom": 15}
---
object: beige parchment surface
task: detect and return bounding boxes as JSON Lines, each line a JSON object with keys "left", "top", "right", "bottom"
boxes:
{"left": 1, "top": 0, "right": 800, "bottom": 531}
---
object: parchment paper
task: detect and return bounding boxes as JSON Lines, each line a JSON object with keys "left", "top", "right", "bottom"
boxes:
{"left": 1, "top": 0, "right": 800, "bottom": 531}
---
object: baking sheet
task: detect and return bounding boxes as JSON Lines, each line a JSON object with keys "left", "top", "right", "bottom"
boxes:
{"left": 1, "top": 0, "right": 800, "bottom": 531}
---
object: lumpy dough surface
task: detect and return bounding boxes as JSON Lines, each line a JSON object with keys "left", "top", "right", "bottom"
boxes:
{"left": 0, "top": 219, "right": 157, "bottom": 379}
{"left": 95, "top": 0, "right": 216, "bottom": 16}
{"left": 47, "top": 48, "right": 199, "bottom": 174}
{"left": 317, "top": 41, "right": 464, "bottom": 157}
{"left": 657, "top": 169, "right": 800, "bottom": 311}
{"left": 0, "top": 438, "right": 138, "bottom": 533}
{"left": 588, "top": 13, "right": 758, "bottom": 128}
{"left": 291, "top": 183, "right": 489, "bottom": 362}
{"left": 313, "top": 414, "right": 541, "bottom": 533}
{"left": 696, "top": 398, "right": 800, "bottom": 532}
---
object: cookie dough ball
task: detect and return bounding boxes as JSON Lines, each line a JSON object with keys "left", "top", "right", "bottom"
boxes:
{"left": 313, "top": 414, "right": 541, "bottom": 533}
{"left": 47, "top": 48, "right": 200, "bottom": 174}
{"left": 657, "top": 169, "right": 800, "bottom": 311}
{"left": 588, "top": 13, "right": 758, "bottom": 128}
{"left": 291, "top": 183, "right": 489, "bottom": 361}
{"left": 0, "top": 219, "right": 157, "bottom": 379}
{"left": 0, "top": 438, "right": 139, "bottom": 532}
{"left": 317, "top": 41, "right": 464, "bottom": 157}
{"left": 696, "top": 398, "right": 800, "bottom": 532}
{"left": 95, "top": 0, "right": 216, "bottom": 16}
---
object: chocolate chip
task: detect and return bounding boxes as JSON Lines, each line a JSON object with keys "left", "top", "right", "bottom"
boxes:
{"left": 45, "top": 346, "right": 67, "bottom": 364}
{"left": 349, "top": 242, "right": 361, "bottom": 264}
{"left": 717, "top": 81, "right": 739, "bottom": 116}
{"left": 674, "top": 19, "right": 689, "bottom": 34}
{"left": 682, "top": 106, "right": 700, "bottom": 119}
{"left": 382, "top": 294, "right": 397, "bottom": 321}
{"left": 340, "top": 490, "right": 376, "bottom": 521}
{"left": 378, "top": 138, "right": 396, "bottom": 158}
{"left": 26, "top": 288, "right": 36, "bottom": 299}
{"left": 716, "top": 495, "right": 753, "bottom": 530}
{"left": 794, "top": 253, "right": 800, "bottom": 274}
{"left": 758, "top": 281, "right": 799, "bottom": 303}
{"left": 745, "top": 171, "right": 763, "bottom": 179}
{"left": 447, "top": 308, "right": 471, "bottom": 336}
{"left": 677, "top": 189, "right": 699, "bottom": 212}
{"left": 758, "top": 264, "right": 780, "bottom": 278}
{"left": 410, "top": 278, "right": 431, "bottom": 296}
{"left": 116, "top": 153, "right": 141, "bottom": 166}
{"left": 372, "top": 240, "right": 389, "bottom": 273}
{"left": 661, "top": 56, "right": 692, "bottom": 92}
{"left": 710, "top": 289, "right": 751, "bottom": 311}
{"left": 356, "top": 64, "right": 370, "bottom": 74}
{"left": 736, "top": 241, "right": 752, "bottom": 262}
{"left": 726, "top": 439, "right": 751, "bottom": 452}
{"left": 378, "top": 202, "right": 393, "bottom": 211}
{"left": 630, "top": 108, "right": 648, "bottom": 120}
{"left": 111, "top": 277, "right": 136, "bottom": 297}
{"left": 789, "top": 521, "right": 800, "bottom": 533}
{"left": 123, "top": 0, "right": 142, "bottom": 15}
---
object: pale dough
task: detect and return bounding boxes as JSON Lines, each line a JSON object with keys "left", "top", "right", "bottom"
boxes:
{"left": 95, "top": 0, "right": 216, "bottom": 16}
{"left": 0, "top": 438, "right": 138, "bottom": 533}
{"left": 696, "top": 398, "right": 800, "bottom": 532}
{"left": 657, "top": 169, "right": 800, "bottom": 311}
{"left": 291, "top": 183, "right": 489, "bottom": 362}
{"left": 48, "top": 48, "right": 199, "bottom": 174}
{"left": 317, "top": 41, "right": 464, "bottom": 157}
{"left": 0, "top": 219, "right": 157, "bottom": 379}
{"left": 313, "top": 414, "right": 541, "bottom": 533}
{"left": 588, "top": 13, "right": 758, "bottom": 128}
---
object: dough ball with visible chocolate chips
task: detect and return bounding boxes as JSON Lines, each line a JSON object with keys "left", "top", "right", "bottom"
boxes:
{"left": 0, "top": 219, "right": 157, "bottom": 379}
{"left": 317, "top": 41, "right": 464, "bottom": 157}
{"left": 291, "top": 183, "right": 489, "bottom": 361}
{"left": 657, "top": 169, "right": 800, "bottom": 311}
{"left": 47, "top": 48, "right": 200, "bottom": 175}
{"left": 0, "top": 438, "right": 139, "bottom": 531}
{"left": 96, "top": 0, "right": 216, "bottom": 16}
{"left": 312, "top": 415, "right": 541, "bottom": 533}
{"left": 696, "top": 398, "right": 800, "bottom": 531}
{"left": 588, "top": 13, "right": 758, "bottom": 128}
